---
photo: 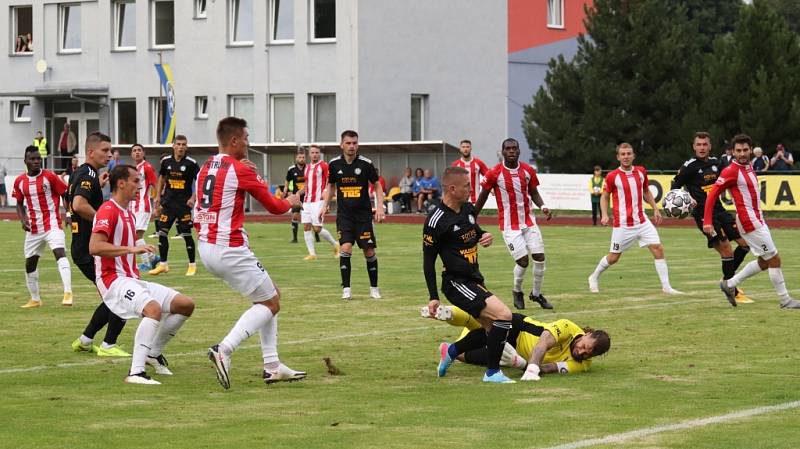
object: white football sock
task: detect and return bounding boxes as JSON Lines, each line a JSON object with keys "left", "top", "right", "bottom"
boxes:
{"left": 148, "top": 313, "right": 188, "bottom": 357}
{"left": 131, "top": 317, "right": 159, "bottom": 374}
{"left": 56, "top": 257, "right": 72, "bottom": 293}
{"left": 728, "top": 260, "right": 763, "bottom": 287}
{"left": 319, "top": 228, "right": 337, "bottom": 245}
{"left": 304, "top": 230, "right": 316, "bottom": 256}
{"left": 79, "top": 335, "right": 93, "bottom": 345}
{"left": 513, "top": 264, "right": 525, "bottom": 292}
{"left": 25, "top": 270, "right": 40, "bottom": 301}
{"left": 654, "top": 259, "right": 671, "bottom": 289}
{"left": 136, "top": 239, "right": 153, "bottom": 265}
{"left": 260, "top": 314, "right": 279, "bottom": 370}
{"left": 591, "top": 256, "right": 610, "bottom": 279}
{"left": 532, "top": 260, "right": 546, "bottom": 296}
{"left": 768, "top": 268, "right": 790, "bottom": 299}
{"left": 221, "top": 304, "right": 274, "bottom": 355}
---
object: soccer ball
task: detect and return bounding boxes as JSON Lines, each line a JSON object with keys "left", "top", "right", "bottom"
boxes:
{"left": 661, "top": 189, "right": 694, "bottom": 219}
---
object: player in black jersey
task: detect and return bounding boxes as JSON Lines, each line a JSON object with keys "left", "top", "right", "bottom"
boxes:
{"left": 149, "top": 135, "right": 200, "bottom": 276}
{"left": 68, "top": 132, "right": 130, "bottom": 357}
{"left": 285, "top": 151, "right": 312, "bottom": 243}
{"left": 672, "top": 132, "right": 752, "bottom": 303}
{"left": 323, "top": 130, "right": 384, "bottom": 300}
{"left": 422, "top": 166, "right": 515, "bottom": 384}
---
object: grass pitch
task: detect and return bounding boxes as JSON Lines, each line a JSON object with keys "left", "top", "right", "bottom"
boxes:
{"left": 0, "top": 220, "right": 798, "bottom": 449}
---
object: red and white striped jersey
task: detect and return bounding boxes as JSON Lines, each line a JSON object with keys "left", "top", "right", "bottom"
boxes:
{"left": 704, "top": 161, "right": 764, "bottom": 233}
{"left": 480, "top": 162, "right": 539, "bottom": 231}
{"left": 194, "top": 154, "right": 292, "bottom": 247}
{"left": 93, "top": 199, "right": 139, "bottom": 293}
{"left": 13, "top": 170, "right": 67, "bottom": 234}
{"left": 303, "top": 161, "right": 329, "bottom": 203}
{"left": 130, "top": 160, "right": 157, "bottom": 214}
{"left": 452, "top": 157, "right": 489, "bottom": 203}
{"left": 605, "top": 166, "right": 650, "bottom": 228}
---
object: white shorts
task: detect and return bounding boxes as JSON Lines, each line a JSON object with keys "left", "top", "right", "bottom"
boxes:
{"left": 610, "top": 221, "right": 661, "bottom": 253}
{"left": 24, "top": 229, "right": 66, "bottom": 258}
{"left": 133, "top": 211, "right": 152, "bottom": 232}
{"left": 101, "top": 277, "right": 178, "bottom": 320}
{"left": 199, "top": 241, "right": 277, "bottom": 301}
{"left": 742, "top": 225, "right": 778, "bottom": 260}
{"left": 301, "top": 200, "right": 325, "bottom": 226}
{"left": 502, "top": 226, "right": 545, "bottom": 260}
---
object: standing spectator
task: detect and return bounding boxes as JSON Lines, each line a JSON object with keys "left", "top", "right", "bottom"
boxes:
{"left": 33, "top": 131, "right": 48, "bottom": 169}
{"left": 752, "top": 147, "right": 770, "bottom": 173}
{"left": 720, "top": 143, "right": 734, "bottom": 169}
{"left": 108, "top": 149, "right": 121, "bottom": 171}
{"left": 770, "top": 144, "right": 794, "bottom": 171}
{"left": 58, "top": 123, "right": 77, "bottom": 172}
{"left": 393, "top": 167, "right": 415, "bottom": 213}
{"left": 589, "top": 166, "right": 604, "bottom": 225}
{"left": 412, "top": 168, "right": 424, "bottom": 212}
{"left": 416, "top": 169, "right": 441, "bottom": 213}
{"left": 0, "top": 160, "right": 7, "bottom": 208}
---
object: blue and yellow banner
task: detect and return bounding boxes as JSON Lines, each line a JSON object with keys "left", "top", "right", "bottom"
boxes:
{"left": 154, "top": 63, "right": 176, "bottom": 144}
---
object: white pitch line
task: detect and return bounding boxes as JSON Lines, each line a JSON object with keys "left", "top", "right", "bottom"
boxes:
{"left": 537, "top": 400, "right": 800, "bottom": 449}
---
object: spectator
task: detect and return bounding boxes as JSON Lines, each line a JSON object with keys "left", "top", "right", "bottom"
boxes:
{"left": 393, "top": 167, "right": 415, "bottom": 213}
{"left": 752, "top": 147, "right": 770, "bottom": 173}
{"left": 416, "top": 168, "right": 441, "bottom": 213}
{"left": 108, "top": 149, "right": 121, "bottom": 170}
{"left": 720, "top": 143, "right": 734, "bottom": 169}
{"left": 33, "top": 131, "right": 48, "bottom": 169}
{"left": 412, "top": 168, "right": 424, "bottom": 212}
{"left": 0, "top": 161, "right": 7, "bottom": 208}
{"left": 589, "top": 165, "right": 604, "bottom": 225}
{"left": 26, "top": 33, "right": 33, "bottom": 52}
{"left": 770, "top": 144, "right": 794, "bottom": 171}
{"left": 58, "top": 123, "right": 77, "bottom": 172}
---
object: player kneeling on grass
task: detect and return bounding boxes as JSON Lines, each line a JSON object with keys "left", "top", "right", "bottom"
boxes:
{"left": 90, "top": 165, "right": 195, "bottom": 385}
{"left": 423, "top": 305, "right": 610, "bottom": 379}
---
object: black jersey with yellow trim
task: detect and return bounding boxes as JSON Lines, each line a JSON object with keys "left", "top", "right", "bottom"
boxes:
{"left": 671, "top": 157, "right": 726, "bottom": 217}
{"left": 328, "top": 154, "right": 379, "bottom": 222}
{"left": 159, "top": 155, "right": 199, "bottom": 205}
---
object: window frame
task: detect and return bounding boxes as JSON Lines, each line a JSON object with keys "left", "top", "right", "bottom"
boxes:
{"left": 59, "top": 3, "right": 82, "bottom": 54}
{"left": 113, "top": 0, "right": 137, "bottom": 51}
{"left": 309, "top": 93, "right": 336, "bottom": 143}
{"left": 113, "top": 98, "right": 138, "bottom": 144}
{"left": 11, "top": 100, "right": 32, "bottom": 123}
{"left": 149, "top": 97, "right": 168, "bottom": 143}
{"left": 194, "top": 0, "right": 207, "bottom": 19}
{"left": 150, "top": 0, "right": 175, "bottom": 50}
{"left": 195, "top": 96, "right": 209, "bottom": 120}
{"left": 269, "top": 0, "right": 294, "bottom": 44}
{"left": 228, "top": 0, "right": 254, "bottom": 46}
{"left": 410, "top": 94, "right": 428, "bottom": 141}
{"left": 11, "top": 5, "right": 34, "bottom": 56}
{"left": 309, "top": 0, "right": 336, "bottom": 43}
{"left": 547, "top": 0, "right": 565, "bottom": 29}
{"left": 269, "top": 94, "right": 294, "bottom": 143}
{"left": 228, "top": 94, "right": 255, "bottom": 123}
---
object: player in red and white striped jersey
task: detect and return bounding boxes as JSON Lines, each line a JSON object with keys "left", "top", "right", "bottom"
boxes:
{"left": 130, "top": 144, "right": 158, "bottom": 268}
{"left": 199, "top": 117, "right": 306, "bottom": 390}
{"left": 475, "top": 138, "right": 553, "bottom": 311}
{"left": 14, "top": 146, "right": 73, "bottom": 308}
{"left": 451, "top": 139, "right": 489, "bottom": 204}
{"left": 588, "top": 143, "right": 681, "bottom": 295}
{"left": 703, "top": 134, "right": 800, "bottom": 309}
{"left": 299, "top": 144, "right": 339, "bottom": 260}
{"left": 90, "top": 165, "right": 195, "bottom": 385}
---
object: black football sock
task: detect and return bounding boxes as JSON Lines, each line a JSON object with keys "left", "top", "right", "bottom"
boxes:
{"left": 463, "top": 348, "right": 489, "bottom": 366}
{"left": 184, "top": 235, "right": 196, "bottom": 263}
{"left": 366, "top": 255, "right": 378, "bottom": 287}
{"left": 722, "top": 257, "right": 735, "bottom": 280}
{"left": 452, "top": 328, "right": 488, "bottom": 356}
{"left": 315, "top": 231, "right": 320, "bottom": 242}
{"left": 83, "top": 302, "right": 111, "bottom": 339}
{"left": 733, "top": 246, "right": 749, "bottom": 271}
{"left": 340, "top": 252, "right": 351, "bottom": 288}
{"left": 291, "top": 221, "right": 298, "bottom": 241}
{"left": 158, "top": 233, "right": 169, "bottom": 263}
{"left": 103, "top": 312, "right": 127, "bottom": 346}
{"left": 486, "top": 320, "right": 512, "bottom": 371}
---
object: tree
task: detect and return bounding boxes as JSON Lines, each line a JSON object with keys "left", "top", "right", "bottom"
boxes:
{"left": 762, "top": 0, "right": 800, "bottom": 35}
{"left": 680, "top": 0, "right": 743, "bottom": 51}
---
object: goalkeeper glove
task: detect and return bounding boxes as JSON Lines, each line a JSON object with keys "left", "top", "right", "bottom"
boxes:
{"left": 521, "top": 363, "right": 541, "bottom": 381}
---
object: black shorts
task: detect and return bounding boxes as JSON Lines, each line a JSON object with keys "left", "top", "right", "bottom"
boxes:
{"left": 441, "top": 278, "right": 493, "bottom": 319}
{"left": 337, "top": 215, "right": 377, "bottom": 249}
{"left": 693, "top": 211, "right": 741, "bottom": 248}
{"left": 75, "top": 259, "right": 96, "bottom": 284}
{"left": 157, "top": 204, "right": 193, "bottom": 235}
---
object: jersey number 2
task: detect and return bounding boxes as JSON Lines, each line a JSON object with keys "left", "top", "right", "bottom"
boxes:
{"left": 200, "top": 175, "right": 216, "bottom": 208}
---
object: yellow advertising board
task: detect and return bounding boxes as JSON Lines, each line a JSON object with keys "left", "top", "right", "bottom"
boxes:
{"left": 648, "top": 174, "right": 800, "bottom": 212}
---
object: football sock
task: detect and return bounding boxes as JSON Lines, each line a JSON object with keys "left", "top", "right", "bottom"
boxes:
{"left": 486, "top": 320, "right": 512, "bottom": 371}
{"left": 79, "top": 335, "right": 92, "bottom": 345}
{"left": 728, "top": 260, "right": 763, "bottom": 287}
{"left": 654, "top": 259, "right": 671, "bottom": 289}
{"left": 733, "top": 246, "right": 749, "bottom": 271}
{"left": 452, "top": 328, "right": 488, "bottom": 356}
{"left": 103, "top": 312, "right": 127, "bottom": 346}
{"left": 83, "top": 302, "right": 112, "bottom": 339}
{"left": 131, "top": 317, "right": 159, "bottom": 374}
{"left": 158, "top": 232, "right": 169, "bottom": 262}
{"left": 304, "top": 231, "right": 316, "bottom": 256}
{"left": 768, "top": 268, "right": 790, "bottom": 299}
{"left": 25, "top": 270, "right": 40, "bottom": 301}
{"left": 183, "top": 235, "right": 196, "bottom": 263}
{"left": 721, "top": 257, "right": 735, "bottom": 280}
{"left": 513, "top": 264, "right": 525, "bottom": 292}
{"left": 56, "top": 258, "right": 72, "bottom": 293}
{"left": 532, "top": 260, "right": 546, "bottom": 296}
{"left": 340, "top": 252, "right": 352, "bottom": 288}
{"left": 314, "top": 231, "right": 321, "bottom": 242}
{"left": 319, "top": 228, "right": 336, "bottom": 245}
{"left": 148, "top": 313, "right": 188, "bottom": 357}
{"left": 366, "top": 255, "right": 378, "bottom": 287}
{"left": 100, "top": 341, "right": 117, "bottom": 350}
{"left": 447, "top": 306, "right": 478, "bottom": 328}
{"left": 463, "top": 348, "right": 489, "bottom": 366}
{"left": 221, "top": 304, "right": 274, "bottom": 355}
{"left": 291, "top": 221, "right": 298, "bottom": 241}
{"left": 591, "top": 256, "right": 610, "bottom": 278}
{"left": 135, "top": 239, "right": 153, "bottom": 265}
{"left": 259, "top": 314, "right": 279, "bottom": 367}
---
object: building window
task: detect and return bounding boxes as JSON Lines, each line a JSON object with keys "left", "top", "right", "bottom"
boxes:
{"left": 149, "top": 97, "right": 168, "bottom": 143}
{"left": 114, "top": 1, "right": 136, "bottom": 50}
{"left": 194, "top": 0, "right": 207, "bottom": 19}
{"left": 114, "top": 99, "right": 137, "bottom": 144}
{"left": 59, "top": 4, "right": 81, "bottom": 53}
{"left": 195, "top": 96, "right": 209, "bottom": 119}
{"left": 11, "top": 6, "right": 33, "bottom": 54}
{"left": 270, "top": 0, "right": 294, "bottom": 43}
{"left": 229, "top": 95, "right": 254, "bottom": 126}
{"left": 12, "top": 101, "right": 31, "bottom": 122}
{"left": 270, "top": 95, "right": 294, "bottom": 142}
{"left": 310, "top": 0, "right": 335, "bottom": 41}
{"left": 151, "top": 0, "right": 175, "bottom": 48}
{"left": 411, "top": 95, "right": 427, "bottom": 141}
{"left": 310, "top": 94, "right": 336, "bottom": 142}
{"left": 547, "top": 0, "right": 564, "bottom": 29}
{"left": 228, "top": 0, "right": 254, "bottom": 45}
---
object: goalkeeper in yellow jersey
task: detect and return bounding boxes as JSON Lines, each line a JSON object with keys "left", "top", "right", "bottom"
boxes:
{"left": 423, "top": 306, "right": 610, "bottom": 379}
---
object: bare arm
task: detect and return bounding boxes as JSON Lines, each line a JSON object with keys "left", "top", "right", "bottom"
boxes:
{"left": 528, "top": 330, "right": 556, "bottom": 367}
{"left": 154, "top": 176, "right": 165, "bottom": 213}
{"left": 16, "top": 202, "right": 30, "bottom": 232}
{"left": 374, "top": 182, "right": 385, "bottom": 222}
{"left": 529, "top": 186, "right": 552, "bottom": 220}
{"left": 90, "top": 232, "right": 154, "bottom": 258}
{"left": 600, "top": 191, "right": 610, "bottom": 225}
{"left": 474, "top": 188, "right": 491, "bottom": 216}
{"left": 642, "top": 187, "right": 662, "bottom": 225}
{"left": 72, "top": 195, "right": 97, "bottom": 222}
